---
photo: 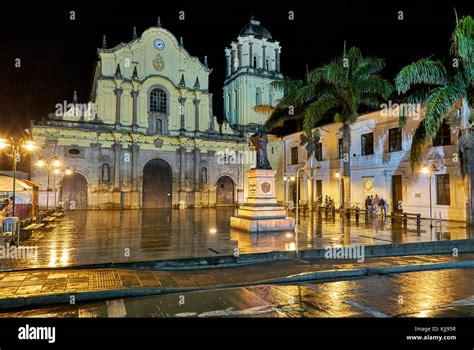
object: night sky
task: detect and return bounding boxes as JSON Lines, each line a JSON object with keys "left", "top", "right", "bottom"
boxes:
{"left": 0, "top": 0, "right": 472, "bottom": 136}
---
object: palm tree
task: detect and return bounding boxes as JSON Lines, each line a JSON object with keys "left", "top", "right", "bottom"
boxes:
{"left": 261, "top": 47, "right": 393, "bottom": 207}
{"left": 395, "top": 15, "right": 473, "bottom": 223}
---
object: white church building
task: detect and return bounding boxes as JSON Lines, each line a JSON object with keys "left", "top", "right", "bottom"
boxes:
{"left": 30, "top": 17, "right": 284, "bottom": 210}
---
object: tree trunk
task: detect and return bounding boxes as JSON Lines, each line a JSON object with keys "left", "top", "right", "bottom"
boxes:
{"left": 461, "top": 146, "right": 474, "bottom": 225}
{"left": 460, "top": 99, "right": 473, "bottom": 225}
{"left": 343, "top": 123, "right": 351, "bottom": 208}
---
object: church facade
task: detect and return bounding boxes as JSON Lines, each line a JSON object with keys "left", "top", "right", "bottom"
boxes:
{"left": 30, "top": 18, "right": 285, "bottom": 210}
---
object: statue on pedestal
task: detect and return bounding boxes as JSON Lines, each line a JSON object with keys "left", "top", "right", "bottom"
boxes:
{"left": 250, "top": 130, "right": 272, "bottom": 170}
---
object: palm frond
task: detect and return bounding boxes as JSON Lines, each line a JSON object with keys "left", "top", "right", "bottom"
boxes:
{"left": 253, "top": 104, "right": 275, "bottom": 115}
{"left": 395, "top": 58, "right": 448, "bottom": 94}
{"left": 409, "top": 121, "right": 428, "bottom": 169}
{"left": 450, "top": 15, "right": 474, "bottom": 75}
{"left": 262, "top": 106, "right": 303, "bottom": 132}
{"left": 355, "top": 75, "right": 394, "bottom": 99}
{"left": 303, "top": 95, "right": 339, "bottom": 134}
{"left": 353, "top": 57, "right": 386, "bottom": 78}
{"left": 423, "top": 84, "right": 465, "bottom": 137}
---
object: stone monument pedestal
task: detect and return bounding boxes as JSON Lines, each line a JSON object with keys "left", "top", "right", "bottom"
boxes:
{"left": 230, "top": 169, "right": 295, "bottom": 233}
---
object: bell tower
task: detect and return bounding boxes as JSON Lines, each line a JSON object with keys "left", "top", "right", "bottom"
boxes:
{"left": 223, "top": 17, "right": 283, "bottom": 128}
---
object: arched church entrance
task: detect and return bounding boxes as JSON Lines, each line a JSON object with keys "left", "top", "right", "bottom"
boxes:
{"left": 60, "top": 172, "right": 88, "bottom": 210}
{"left": 216, "top": 176, "right": 235, "bottom": 206}
{"left": 142, "top": 159, "right": 172, "bottom": 208}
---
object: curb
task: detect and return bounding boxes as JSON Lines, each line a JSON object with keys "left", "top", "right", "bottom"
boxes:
{"left": 4, "top": 238, "right": 474, "bottom": 273}
{"left": 0, "top": 260, "right": 472, "bottom": 312}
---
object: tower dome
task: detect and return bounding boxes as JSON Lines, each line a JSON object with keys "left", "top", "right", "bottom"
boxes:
{"left": 239, "top": 16, "right": 272, "bottom": 39}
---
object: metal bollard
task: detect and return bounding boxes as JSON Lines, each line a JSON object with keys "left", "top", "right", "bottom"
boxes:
{"left": 416, "top": 214, "right": 421, "bottom": 232}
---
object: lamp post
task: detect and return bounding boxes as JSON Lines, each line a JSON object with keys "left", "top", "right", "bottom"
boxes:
{"left": 421, "top": 163, "right": 440, "bottom": 229}
{"left": 36, "top": 156, "right": 62, "bottom": 211}
{"left": 0, "top": 137, "right": 37, "bottom": 217}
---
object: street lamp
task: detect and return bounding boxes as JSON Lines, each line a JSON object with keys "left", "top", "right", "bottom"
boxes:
{"left": 35, "top": 156, "right": 62, "bottom": 211}
{"left": 420, "top": 163, "right": 440, "bottom": 229}
{"left": 0, "top": 137, "right": 37, "bottom": 216}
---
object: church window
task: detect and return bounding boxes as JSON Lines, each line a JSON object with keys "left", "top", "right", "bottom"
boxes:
{"left": 253, "top": 56, "right": 257, "bottom": 68}
{"left": 68, "top": 148, "right": 80, "bottom": 155}
{"left": 266, "top": 59, "right": 269, "bottom": 70}
{"left": 149, "top": 87, "right": 167, "bottom": 113}
{"left": 256, "top": 88, "right": 262, "bottom": 105}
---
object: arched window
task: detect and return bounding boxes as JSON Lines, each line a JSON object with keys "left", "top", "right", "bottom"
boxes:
{"left": 253, "top": 56, "right": 257, "bottom": 68}
{"left": 269, "top": 89, "right": 275, "bottom": 106}
{"left": 149, "top": 87, "right": 167, "bottom": 113}
{"left": 266, "top": 59, "right": 269, "bottom": 70}
{"left": 256, "top": 88, "right": 262, "bottom": 105}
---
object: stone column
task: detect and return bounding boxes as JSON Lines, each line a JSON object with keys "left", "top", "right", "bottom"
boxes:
{"left": 231, "top": 48, "right": 237, "bottom": 73}
{"left": 225, "top": 51, "right": 231, "bottom": 77}
{"left": 262, "top": 45, "right": 266, "bottom": 70}
{"left": 112, "top": 140, "right": 122, "bottom": 209}
{"left": 179, "top": 146, "right": 187, "bottom": 206}
{"left": 114, "top": 88, "right": 123, "bottom": 127}
{"left": 130, "top": 141, "right": 140, "bottom": 209}
{"left": 90, "top": 142, "right": 102, "bottom": 209}
{"left": 178, "top": 97, "right": 186, "bottom": 132}
{"left": 194, "top": 148, "right": 201, "bottom": 207}
{"left": 238, "top": 43, "right": 243, "bottom": 68}
{"left": 131, "top": 90, "right": 139, "bottom": 130}
{"left": 193, "top": 99, "right": 200, "bottom": 132}
{"left": 275, "top": 48, "right": 281, "bottom": 73}
{"left": 179, "top": 146, "right": 186, "bottom": 190}
{"left": 248, "top": 42, "right": 253, "bottom": 67}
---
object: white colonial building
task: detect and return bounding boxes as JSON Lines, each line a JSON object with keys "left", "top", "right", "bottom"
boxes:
{"left": 283, "top": 110, "right": 467, "bottom": 221}
{"left": 30, "top": 17, "right": 284, "bottom": 210}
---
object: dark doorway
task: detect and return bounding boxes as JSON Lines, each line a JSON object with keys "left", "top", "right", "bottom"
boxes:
{"left": 61, "top": 172, "right": 88, "bottom": 210}
{"left": 392, "top": 175, "right": 403, "bottom": 213}
{"left": 216, "top": 176, "right": 234, "bottom": 206}
{"left": 316, "top": 180, "right": 323, "bottom": 203}
{"left": 142, "top": 159, "right": 172, "bottom": 208}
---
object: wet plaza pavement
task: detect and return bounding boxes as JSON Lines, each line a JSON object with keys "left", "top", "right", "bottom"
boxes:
{"left": 2, "top": 268, "right": 473, "bottom": 317}
{"left": 1, "top": 208, "right": 473, "bottom": 270}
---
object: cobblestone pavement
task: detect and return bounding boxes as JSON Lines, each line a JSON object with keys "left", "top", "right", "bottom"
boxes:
{"left": 0, "top": 254, "right": 472, "bottom": 303}
{"left": 1, "top": 209, "right": 472, "bottom": 270}
{"left": 2, "top": 267, "right": 473, "bottom": 318}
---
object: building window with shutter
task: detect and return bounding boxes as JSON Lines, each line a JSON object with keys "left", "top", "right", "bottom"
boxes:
{"left": 389, "top": 128, "right": 402, "bottom": 152}
{"left": 433, "top": 122, "right": 451, "bottom": 147}
{"left": 436, "top": 174, "right": 450, "bottom": 205}
{"left": 291, "top": 147, "right": 298, "bottom": 165}
{"left": 361, "top": 132, "right": 374, "bottom": 156}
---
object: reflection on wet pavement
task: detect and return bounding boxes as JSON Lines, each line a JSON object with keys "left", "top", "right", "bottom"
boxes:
{"left": 2, "top": 268, "right": 473, "bottom": 318}
{"left": 1, "top": 208, "right": 472, "bottom": 270}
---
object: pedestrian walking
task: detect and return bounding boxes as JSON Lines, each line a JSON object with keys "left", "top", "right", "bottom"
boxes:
{"left": 379, "top": 197, "right": 386, "bottom": 216}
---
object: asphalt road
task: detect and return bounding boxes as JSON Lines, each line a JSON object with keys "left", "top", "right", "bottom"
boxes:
{"left": 2, "top": 268, "right": 473, "bottom": 318}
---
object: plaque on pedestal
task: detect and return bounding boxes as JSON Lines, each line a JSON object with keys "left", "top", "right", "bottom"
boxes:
{"left": 230, "top": 169, "right": 295, "bottom": 233}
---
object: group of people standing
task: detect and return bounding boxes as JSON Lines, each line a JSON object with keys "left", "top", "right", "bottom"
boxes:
{"left": 365, "top": 194, "right": 388, "bottom": 216}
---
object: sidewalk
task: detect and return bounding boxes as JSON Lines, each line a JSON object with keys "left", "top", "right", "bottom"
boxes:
{"left": 0, "top": 253, "right": 473, "bottom": 311}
